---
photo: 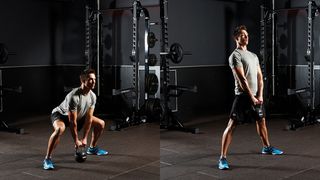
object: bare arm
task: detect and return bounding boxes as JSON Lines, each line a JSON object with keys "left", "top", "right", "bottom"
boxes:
{"left": 233, "top": 66, "right": 259, "bottom": 105}
{"left": 256, "top": 64, "right": 264, "bottom": 103}
{"left": 81, "top": 108, "right": 94, "bottom": 146}
{"left": 68, "top": 111, "right": 82, "bottom": 147}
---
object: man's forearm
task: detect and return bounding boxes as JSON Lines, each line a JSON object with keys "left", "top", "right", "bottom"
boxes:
{"left": 257, "top": 66, "right": 264, "bottom": 98}
{"left": 233, "top": 67, "right": 257, "bottom": 104}
{"left": 257, "top": 80, "right": 264, "bottom": 98}
{"left": 82, "top": 117, "right": 92, "bottom": 140}
{"left": 239, "top": 76, "right": 255, "bottom": 99}
{"left": 69, "top": 112, "right": 79, "bottom": 143}
{"left": 70, "top": 121, "right": 79, "bottom": 142}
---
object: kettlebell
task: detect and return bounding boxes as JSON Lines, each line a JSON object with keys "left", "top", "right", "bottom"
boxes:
{"left": 75, "top": 146, "right": 87, "bottom": 163}
{"left": 253, "top": 104, "right": 264, "bottom": 119}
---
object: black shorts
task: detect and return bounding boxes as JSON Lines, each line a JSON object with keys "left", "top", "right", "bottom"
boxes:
{"left": 51, "top": 112, "right": 85, "bottom": 131}
{"left": 229, "top": 94, "right": 265, "bottom": 124}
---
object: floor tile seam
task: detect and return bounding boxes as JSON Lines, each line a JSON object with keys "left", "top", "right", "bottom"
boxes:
{"left": 160, "top": 144, "right": 215, "bottom": 153}
{"left": 0, "top": 154, "right": 41, "bottom": 166}
{"left": 21, "top": 171, "right": 48, "bottom": 179}
{"left": 160, "top": 167, "right": 212, "bottom": 180}
{"left": 107, "top": 160, "right": 160, "bottom": 179}
{"left": 160, "top": 155, "right": 214, "bottom": 167}
{"left": 280, "top": 164, "right": 320, "bottom": 179}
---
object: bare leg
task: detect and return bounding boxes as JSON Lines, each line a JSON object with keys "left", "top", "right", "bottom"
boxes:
{"left": 45, "top": 120, "right": 65, "bottom": 159}
{"left": 256, "top": 118, "right": 270, "bottom": 147}
{"left": 220, "top": 119, "right": 237, "bottom": 158}
{"left": 89, "top": 116, "right": 105, "bottom": 148}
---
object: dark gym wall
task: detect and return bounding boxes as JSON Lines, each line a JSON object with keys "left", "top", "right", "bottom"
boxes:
{"left": 168, "top": 0, "right": 266, "bottom": 67}
{"left": 168, "top": 0, "right": 235, "bottom": 119}
{"left": 169, "top": 0, "right": 232, "bottom": 66}
{"left": 51, "top": 0, "right": 86, "bottom": 65}
{"left": 0, "top": 0, "right": 51, "bottom": 66}
{"left": 0, "top": 0, "right": 273, "bottom": 123}
{"left": 0, "top": 0, "right": 86, "bottom": 119}
{"left": 168, "top": 0, "right": 265, "bottom": 120}
{"left": 0, "top": 0, "right": 86, "bottom": 66}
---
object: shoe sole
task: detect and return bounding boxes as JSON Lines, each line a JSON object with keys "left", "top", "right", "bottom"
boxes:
{"left": 43, "top": 162, "right": 54, "bottom": 170}
{"left": 87, "top": 152, "right": 109, "bottom": 156}
{"left": 272, "top": 152, "right": 284, "bottom": 155}
{"left": 262, "top": 152, "right": 284, "bottom": 155}
{"left": 218, "top": 162, "right": 229, "bottom": 170}
{"left": 43, "top": 166, "right": 54, "bottom": 170}
{"left": 218, "top": 165, "right": 229, "bottom": 170}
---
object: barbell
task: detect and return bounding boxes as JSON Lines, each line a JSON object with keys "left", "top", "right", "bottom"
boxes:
{"left": 146, "top": 32, "right": 190, "bottom": 64}
{"left": 160, "top": 43, "right": 191, "bottom": 64}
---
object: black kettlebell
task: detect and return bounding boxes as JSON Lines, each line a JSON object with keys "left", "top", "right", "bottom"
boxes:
{"left": 75, "top": 146, "right": 87, "bottom": 163}
{"left": 252, "top": 104, "right": 264, "bottom": 119}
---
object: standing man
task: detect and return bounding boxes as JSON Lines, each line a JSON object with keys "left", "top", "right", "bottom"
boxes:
{"left": 43, "top": 69, "right": 108, "bottom": 170}
{"left": 218, "top": 25, "right": 283, "bottom": 170}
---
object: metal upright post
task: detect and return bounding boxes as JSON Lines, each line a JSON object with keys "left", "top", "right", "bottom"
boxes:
{"left": 85, "top": 5, "right": 91, "bottom": 70}
{"left": 307, "top": 1, "right": 315, "bottom": 110}
{"left": 160, "top": 0, "right": 170, "bottom": 127}
{"left": 260, "top": 6, "right": 267, "bottom": 82}
{"left": 132, "top": 0, "right": 141, "bottom": 112}
{"left": 143, "top": 9, "right": 150, "bottom": 102}
{"left": 0, "top": 70, "right": 3, "bottom": 113}
{"left": 96, "top": 0, "right": 101, "bottom": 96}
{"left": 260, "top": 5, "right": 265, "bottom": 66}
{"left": 271, "top": 0, "right": 276, "bottom": 96}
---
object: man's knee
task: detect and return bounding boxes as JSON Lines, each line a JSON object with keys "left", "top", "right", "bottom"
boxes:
{"left": 224, "top": 119, "right": 236, "bottom": 133}
{"left": 93, "top": 117, "right": 105, "bottom": 130}
{"left": 53, "top": 120, "right": 66, "bottom": 136}
{"left": 100, "top": 120, "right": 105, "bottom": 129}
{"left": 54, "top": 127, "right": 65, "bottom": 136}
{"left": 256, "top": 118, "right": 266, "bottom": 127}
{"left": 228, "top": 119, "right": 237, "bottom": 128}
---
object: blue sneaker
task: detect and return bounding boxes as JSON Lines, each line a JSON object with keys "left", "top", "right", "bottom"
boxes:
{"left": 218, "top": 157, "right": 229, "bottom": 170}
{"left": 87, "top": 146, "right": 108, "bottom": 156}
{"left": 43, "top": 158, "right": 54, "bottom": 170}
{"left": 262, "top": 146, "right": 283, "bottom": 155}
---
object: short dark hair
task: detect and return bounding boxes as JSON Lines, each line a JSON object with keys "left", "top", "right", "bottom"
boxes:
{"left": 233, "top": 25, "right": 247, "bottom": 37}
{"left": 80, "top": 68, "right": 96, "bottom": 81}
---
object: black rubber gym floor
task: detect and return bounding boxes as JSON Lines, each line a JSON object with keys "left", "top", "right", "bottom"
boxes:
{"left": 160, "top": 115, "right": 320, "bottom": 180}
{"left": 1, "top": 114, "right": 320, "bottom": 179}
{"left": 0, "top": 115, "right": 159, "bottom": 180}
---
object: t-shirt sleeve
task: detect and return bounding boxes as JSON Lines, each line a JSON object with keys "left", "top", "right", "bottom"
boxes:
{"left": 256, "top": 54, "right": 260, "bottom": 67}
{"left": 69, "top": 95, "right": 78, "bottom": 112}
{"left": 229, "top": 52, "right": 242, "bottom": 69}
{"left": 90, "top": 93, "right": 97, "bottom": 109}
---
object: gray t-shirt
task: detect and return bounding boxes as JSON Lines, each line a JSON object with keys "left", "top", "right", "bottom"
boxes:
{"left": 52, "top": 87, "right": 96, "bottom": 120}
{"left": 229, "top": 49, "right": 259, "bottom": 96}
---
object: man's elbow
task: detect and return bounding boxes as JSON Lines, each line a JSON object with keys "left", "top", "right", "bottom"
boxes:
{"left": 238, "top": 78, "right": 247, "bottom": 86}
